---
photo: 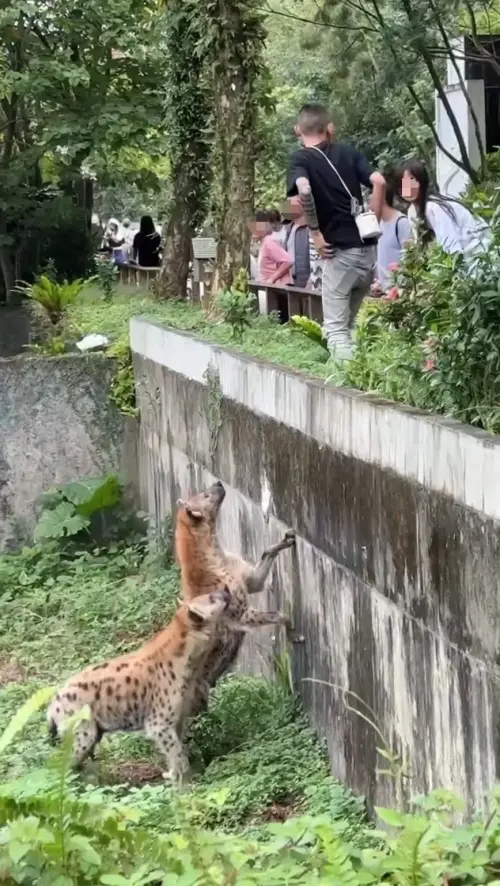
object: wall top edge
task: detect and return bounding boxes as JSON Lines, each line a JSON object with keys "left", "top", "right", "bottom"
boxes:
{"left": 129, "top": 316, "right": 500, "bottom": 452}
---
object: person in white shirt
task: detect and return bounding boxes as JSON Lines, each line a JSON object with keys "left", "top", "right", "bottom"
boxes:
{"left": 121, "top": 218, "right": 135, "bottom": 260}
{"left": 401, "top": 160, "right": 491, "bottom": 257}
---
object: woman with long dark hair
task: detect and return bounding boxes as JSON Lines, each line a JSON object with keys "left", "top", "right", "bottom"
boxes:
{"left": 400, "top": 160, "right": 490, "bottom": 256}
{"left": 132, "top": 215, "right": 161, "bottom": 267}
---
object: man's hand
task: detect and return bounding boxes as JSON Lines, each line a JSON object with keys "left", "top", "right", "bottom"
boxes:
{"left": 311, "top": 230, "right": 334, "bottom": 259}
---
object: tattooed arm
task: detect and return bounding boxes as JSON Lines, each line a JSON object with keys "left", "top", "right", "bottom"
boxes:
{"left": 287, "top": 152, "right": 332, "bottom": 257}
{"left": 296, "top": 176, "right": 319, "bottom": 232}
{"left": 296, "top": 176, "right": 332, "bottom": 257}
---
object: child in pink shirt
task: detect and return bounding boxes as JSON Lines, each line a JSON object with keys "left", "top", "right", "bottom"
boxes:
{"left": 249, "top": 210, "right": 293, "bottom": 285}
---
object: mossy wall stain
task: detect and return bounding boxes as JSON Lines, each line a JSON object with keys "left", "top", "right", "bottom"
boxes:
{"left": 135, "top": 353, "right": 500, "bottom": 811}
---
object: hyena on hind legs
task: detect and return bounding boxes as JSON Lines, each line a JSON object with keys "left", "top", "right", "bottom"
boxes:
{"left": 175, "top": 480, "right": 304, "bottom": 719}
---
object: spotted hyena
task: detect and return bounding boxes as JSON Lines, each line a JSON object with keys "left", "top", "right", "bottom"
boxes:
{"left": 175, "top": 480, "right": 302, "bottom": 720}
{"left": 47, "top": 587, "right": 233, "bottom": 784}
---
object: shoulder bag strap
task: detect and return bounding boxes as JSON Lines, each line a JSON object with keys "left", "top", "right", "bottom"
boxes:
{"left": 307, "top": 145, "right": 358, "bottom": 209}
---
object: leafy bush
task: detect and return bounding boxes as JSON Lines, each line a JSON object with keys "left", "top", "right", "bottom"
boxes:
{"left": 332, "top": 231, "right": 500, "bottom": 433}
{"left": 26, "top": 335, "right": 69, "bottom": 355}
{"left": 16, "top": 274, "right": 86, "bottom": 326}
{"left": 94, "top": 255, "right": 119, "bottom": 302}
{"left": 3, "top": 688, "right": 500, "bottom": 884}
{"left": 37, "top": 198, "right": 98, "bottom": 282}
{"left": 291, "top": 315, "right": 328, "bottom": 350}
{"left": 215, "top": 285, "right": 257, "bottom": 340}
{"left": 109, "top": 342, "right": 138, "bottom": 417}
{"left": 187, "top": 675, "right": 297, "bottom": 768}
{"left": 34, "top": 475, "right": 123, "bottom": 542}
{"left": 465, "top": 150, "right": 500, "bottom": 212}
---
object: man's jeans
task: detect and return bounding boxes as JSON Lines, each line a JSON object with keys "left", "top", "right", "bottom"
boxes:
{"left": 322, "top": 246, "right": 376, "bottom": 360}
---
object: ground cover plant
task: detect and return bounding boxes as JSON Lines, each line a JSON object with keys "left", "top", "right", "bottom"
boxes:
{"left": 3, "top": 485, "right": 500, "bottom": 881}
{"left": 64, "top": 285, "right": 330, "bottom": 378}
{"left": 0, "top": 494, "right": 365, "bottom": 834}
{"left": 63, "top": 249, "right": 500, "bottom": 435}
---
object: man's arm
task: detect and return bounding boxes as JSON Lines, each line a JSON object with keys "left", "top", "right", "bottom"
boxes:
{"left": 369, "top": 171, "right": 386, "bottom": 222}
{"left": 288, "top": 150, "right": 332, "bottom": 257}
{"left": 296, "top": 177, "right": 320, "bottom": 233}
{"left": 354, "top": 149, "right": 386, "bottom": 221}
{"left": 297, "top": 178, "right": 333, "bottom": 258}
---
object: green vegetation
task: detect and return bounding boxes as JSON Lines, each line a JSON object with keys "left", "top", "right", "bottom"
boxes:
{"left": 0, "top": 501, "right": 375, "bottom": 883}
{"left": 65, "top": 286, "right": 330, "bottom": 379}
{"left": 63, "top": 257, "right": 500, "bottom": 435}
{"left": 3, "top": 531, "right": 500, "bottom": 880}
{"left": 331, "top": 228, "right": 500, "bottom": 435}
{"left": 33, "top": 475, "right": 124, "bottom": 543}
{"left": 291, "top": 315, "right": 329, "bottom": 350}
{"left": 215, "top": 282, "right": 257, "bottom": 341}
{"left": 17, "top": 276, "right": 87, "bottom": 328}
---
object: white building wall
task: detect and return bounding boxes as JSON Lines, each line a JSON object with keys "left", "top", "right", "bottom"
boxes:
{"left": 436, "top": 36, "right": 486, "bottom": 197}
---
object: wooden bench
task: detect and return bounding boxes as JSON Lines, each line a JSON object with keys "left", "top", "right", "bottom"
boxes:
{"left": 119, "top": 263, "right": 160, "bottom": 289}
{"left": 248, "top": 282, "right": 323, "bottom": 323}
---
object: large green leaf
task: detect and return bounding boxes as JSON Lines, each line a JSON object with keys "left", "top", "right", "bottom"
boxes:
{"left": 61, "top": 475, "right": 123, "bottom": 518}
{"left": 34, "top": 502, "right": 89, "bottom": 541}
{"left": 0, "top": 686, "right": 56, "bottom": 755}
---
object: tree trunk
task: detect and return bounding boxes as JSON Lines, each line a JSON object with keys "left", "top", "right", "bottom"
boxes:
{"left": 158, "top": 199, "right": 192, "bottom": 299}
{"left": 158, "top": 0, "right": 212, "bottom": 300}
{"left": 207, "top": 0, "right": 264, "bottom": 300}
{"left": 0, "top": 246, "right": 17, "bottom": 305}
{"left": 211, "top": 79, "right": 255, "bottom": 294}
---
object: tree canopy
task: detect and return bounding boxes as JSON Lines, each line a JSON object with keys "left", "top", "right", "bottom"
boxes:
{"left": 1, "top": 0, "right": 500, "bottom": 299}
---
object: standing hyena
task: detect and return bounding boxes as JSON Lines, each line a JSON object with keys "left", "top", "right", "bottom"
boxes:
{"left": 47, "top": 587, "right": 233, "bottom": 784}
{"left": 175, "top": 480, "right": 302, "bottom": 718}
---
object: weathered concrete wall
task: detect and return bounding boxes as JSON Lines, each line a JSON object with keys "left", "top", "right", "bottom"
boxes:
{"left": 131, "top": 317, "right": 500, "bottom": 812}
{"left": 0, "top": 354, "right": 137, "bottom": 550}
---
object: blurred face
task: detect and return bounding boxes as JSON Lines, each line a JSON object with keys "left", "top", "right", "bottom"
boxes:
{"left": 401, "top": 170, "right": 420, "bottom": 202}
{"left": 248, "top": 220, "right": 270, "bottom": 241}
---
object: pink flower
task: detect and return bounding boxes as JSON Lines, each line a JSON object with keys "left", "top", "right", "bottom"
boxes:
{"left": 424, "top": 358, "right": 436, "bottom": 372}
{"left": 383, "top": 286, "right": 400, "bottom": 301}
{"left": 388, "top": 262, "right": 400, "bottom": 272}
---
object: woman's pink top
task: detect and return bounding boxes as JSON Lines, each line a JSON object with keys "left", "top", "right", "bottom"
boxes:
{"left": 258, "top": 234, "right": 293, "bottom": 285}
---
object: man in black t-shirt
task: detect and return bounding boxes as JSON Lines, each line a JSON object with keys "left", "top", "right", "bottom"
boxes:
{"left": 287, "top": 104, "right": 385, "bottom": 360}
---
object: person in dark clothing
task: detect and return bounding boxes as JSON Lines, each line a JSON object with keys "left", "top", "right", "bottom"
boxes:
{"left": 283, "top": 196, "right": 311, "bottom": 288}
{"left": 133, "top": 216, "right": 161, "bottom": 267}
{"left": 287, "top": 103, "right": 385, "bottom": 360}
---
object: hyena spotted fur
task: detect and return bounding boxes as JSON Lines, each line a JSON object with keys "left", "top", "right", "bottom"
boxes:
{"left": 47, "top": 587, "right": 233, "bottom": 784}
{"left": 175, "top": 480, "right": 302, "bottom": 719}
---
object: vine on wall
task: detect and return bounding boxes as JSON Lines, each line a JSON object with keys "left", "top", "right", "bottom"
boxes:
{"left": 203, "top": 362, "right": 223, "bottom": 462}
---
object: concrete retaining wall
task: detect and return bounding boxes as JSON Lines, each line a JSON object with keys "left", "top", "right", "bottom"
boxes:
{"left": 0, "top": 354, "right": 137, "bottom": 550}
{"left": 131, "top": 317, "right": 500, "bottom": 811}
